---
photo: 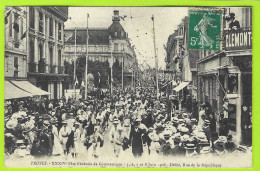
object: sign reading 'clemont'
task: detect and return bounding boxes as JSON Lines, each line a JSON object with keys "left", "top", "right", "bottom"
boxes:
{"left": 224, "top": 28, "right": 252, "bottom": 51}
{"left": 188, "top": 9, "right": 222, "bottom": 50}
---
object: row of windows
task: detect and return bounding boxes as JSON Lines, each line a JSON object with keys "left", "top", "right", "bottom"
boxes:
{"left": 65, "top": 44, "right": 125, "bottom": 52}
{"left": 8, "top": 11, "right": 24, "bottom": 42}
{"left": 29, "top": 7, "right": 62, "bottom": 40}
{"left": 114, "top": 31, "right": 124, "bottom": 37}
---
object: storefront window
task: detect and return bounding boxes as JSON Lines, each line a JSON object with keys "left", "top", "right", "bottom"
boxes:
{"left": 227, "top": 74, "right": 238, "bottom": 94}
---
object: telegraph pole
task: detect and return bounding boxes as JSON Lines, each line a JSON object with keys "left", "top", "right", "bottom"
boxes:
{"left": 122, "top": 49, "right": 124, "bottom": 90}
{"left": 110, "top": 40, "right": 113, "bottom": 96}
{"left": 85, "top": 14, "right": 89, "bottom": 100}
{"left": 74, "top": 28, "right": 77, "bottom": 99}
{"left": 152, "top": 14, "right": 159, "bottom": 99}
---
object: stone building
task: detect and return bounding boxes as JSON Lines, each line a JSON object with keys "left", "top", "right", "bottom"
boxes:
{"left": 4, "top": 7, "right": 51, "bottom": 100}
{"left": 27, "top": 7, "right": 69, "bottom": 99}
{"left": 63, "top": 10, "right": 137, "bottom": 88}
{"left": 197, "top": 7, "right": 252, "bottom": 143}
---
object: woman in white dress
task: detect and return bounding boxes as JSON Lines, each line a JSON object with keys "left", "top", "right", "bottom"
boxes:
{"left": 51, "top": 121, "right": 63, "bottom": 156}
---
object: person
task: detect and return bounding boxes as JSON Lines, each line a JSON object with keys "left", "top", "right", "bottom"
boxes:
{"left": 110, "top": 118, "right": 121, "bottom": 156}
{"left": 51, "top": 121, "right": 63, "bottom": 156}
{"left": 73, "top": 122, "right": 81, "bottom": 158}
{"left": 113, "top": 127, "right": 128, "bottom": 157}
{"left": 243, "top": 107, "right": 252, "bottom": 146}
{"left": 90, "top": 125, "right": 103, "bottom": 158}
{"left": 170, "top": 136, "right": 186, "bottom": 157}
{"left": 129, "top": 118, "right": 146, "bottom": 158}
{"left": 59, "top": 121, "right": 71, "bottom": 155}
{"left": 66, "top": 126, "right": 75, "bottom": 158}
{"left": 228, "top": 13, "right": 240, "bottom": 30}
{"left": 224, "top": 134, "right": 236, "bottom": 153}
{"left": 37, "top": 129, "right": 52, "bottom": 157}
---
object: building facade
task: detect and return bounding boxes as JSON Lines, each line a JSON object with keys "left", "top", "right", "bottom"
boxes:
{"left": 63, "top": 10, "right": 137, "bottom": 88}
{"left": 27, "top": 7, "right": 69, "bottom": 99}
{"left": 197, "top": 7, "right": 252, "bottom": 143}
{"left": 165, "top": 16, "right": 199, "bottom": 110}
{"left": 5, "top": 7, "right": 28, "bottom": 80}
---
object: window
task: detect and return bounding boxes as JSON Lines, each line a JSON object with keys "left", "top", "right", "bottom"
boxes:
{"left": 39, "top": 12, "right": 43, "bottom": 33}
{"left": 39, "top": 44, "right": 43, "bottom": 59}
{"left": 14, "top": 57, "right": 18, "bottom": 78}
{"left": 121, "top": 31, "right": 124, "bottom": 37}
{"left": 228, "top": 74, "right": 238, "bottom": 94}
{"left": 58, "top": 50, "right": 61, "bottom": 67}
{"left": 14, "top": 13, "right": 19, "bottom": 41}
{"left": 179, "top": 27, "right": 183, "bottom": 35}
{"left": 121, "top": 44, "right": 124, "bottom": 51}
{"left": 49, "top": 47, "right": 53, "bottom": 66}
{"left": 114, "top": 43, "right": 118, "bottom": 51}
{"left": 29, "top": 7, "right": 34, "bottom": 29}
{"left": 49, "top": 18, "right": 53, "bottom": 37}
{"left": 29, "top": 40, "right": 34, "bottom": 62}
{"left": 58, "top": 23, "right": 61, "bottom": 40}
{"left": 203, "top": 50, "right": 207, "bottom": 58}
{"left": 9, "top": 12, "right": 12, "bottom": 37}
{"left": 115, "top": 31, "right": 117, "bottom": 37}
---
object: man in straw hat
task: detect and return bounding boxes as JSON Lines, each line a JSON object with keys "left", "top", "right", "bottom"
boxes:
{"left": 129, "top": 117, "right": 147, "bottom": 158}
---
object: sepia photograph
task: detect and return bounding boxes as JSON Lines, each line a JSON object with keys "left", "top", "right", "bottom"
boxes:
{"left": 4, "top": 6, "right": 252, "bottom": 168}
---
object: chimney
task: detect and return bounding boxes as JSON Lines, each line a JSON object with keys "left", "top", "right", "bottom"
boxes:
{"left": 112, "top": 10, "right": 120, "bottom": 23}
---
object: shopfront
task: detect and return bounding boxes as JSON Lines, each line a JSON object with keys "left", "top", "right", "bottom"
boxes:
{"left": 223, "top": 27, "right": 252, "bottom": 143}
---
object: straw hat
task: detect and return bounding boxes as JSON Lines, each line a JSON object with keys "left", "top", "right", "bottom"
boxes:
{"left": 6, "top": 120, "right": 17, "bottom": 130}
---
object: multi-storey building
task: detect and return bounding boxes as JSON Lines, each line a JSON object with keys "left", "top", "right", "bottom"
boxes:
{"left": 5, "top": 7, "right": 51, "bottom": 100}
{"left": 165, "top": 16, "right": 199, "bottom": 109}
{"left": 63, "top": 10, "right": 137, "bottom": 88}
{"left": 27, "top": 7, "right": 69, "bottom": 99}
{"left": 197, "top": 7, "right": 252, "bottom": 144}
{"left": 5, "top": 7, "right": 28, "bottom": 80}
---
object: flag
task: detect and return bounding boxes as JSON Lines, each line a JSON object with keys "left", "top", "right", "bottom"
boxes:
{"left": 81, "top": 80, "right": 85, "bottom": 87}
{"left": 5, "top": 10, "right": 11, "bottom": 24}
{"left": 13, "top": 22, "right": 19, "bottom": 33}
{"left": 151, "top": 16, "right": 154, "bottom": 21}
{"left": 98, "top": 72, "right": 101, "bottom": 83}
{"left": 87, "top": 13, "right": 90, "bottom": 18}
{"left": 75, "top": 76, "right": 78, "bottom": 86}
{"left": 20, "top": 31, "right": 26, "bottom": 40}
{"left": 109, "top": 57, "right": 113, "bottom": 68}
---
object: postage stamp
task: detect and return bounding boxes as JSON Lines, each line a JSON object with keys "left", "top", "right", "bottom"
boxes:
{"left": 188, "top": 9, "right": 222, "bottom": 50}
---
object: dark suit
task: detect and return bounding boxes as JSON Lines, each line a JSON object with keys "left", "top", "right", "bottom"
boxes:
{"left": 130, "top": 127, "right": 145, "bottom": 157}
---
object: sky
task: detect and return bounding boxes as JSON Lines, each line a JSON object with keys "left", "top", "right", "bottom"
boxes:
{"left": 64, "top": 7, "right": 188, "bottom": 69}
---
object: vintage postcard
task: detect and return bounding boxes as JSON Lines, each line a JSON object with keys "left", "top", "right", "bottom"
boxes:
{"left": 4, "top": 6, "right": 252, "bottom": 168}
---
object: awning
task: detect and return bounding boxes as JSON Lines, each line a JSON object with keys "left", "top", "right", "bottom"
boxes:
{"left": 10, "top": 80, "right": 50, "bottom": 96}
{"left": 173, "top": 81, "right": 190, "bottom": 92}
{"left": 5, "top": 81, "right": 32, "bottom": 100}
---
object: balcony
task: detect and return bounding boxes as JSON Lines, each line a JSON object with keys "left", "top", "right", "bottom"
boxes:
{"left": 38, "top": 62, "right": 46, "bottom": 73}
{"left": 49, "top": 65, "right": 56, "bottom": 74}
{"left": 58, "top": 66, "right": 64, "bottom": 74}
{"left": 28, "top": 62, "right": 36, "bottom": 72}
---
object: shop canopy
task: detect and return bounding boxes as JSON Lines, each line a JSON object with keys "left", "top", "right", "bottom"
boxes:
{"left": 10, "top": 80, "right": 50, "bottom": 96}
{"left": 5, "top": 81, "right": 32, "bottom": 100}
{"left": 173, "top": 81, "right": 190, "bottom": 92}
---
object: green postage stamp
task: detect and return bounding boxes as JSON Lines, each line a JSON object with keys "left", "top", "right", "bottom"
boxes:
{"left": 188, "top": 9, "right": 222, "bottom": 50}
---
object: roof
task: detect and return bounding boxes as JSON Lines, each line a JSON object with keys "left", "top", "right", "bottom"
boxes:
{"left": 64, "top": 28, "right": 110, "bottom": 45}
{"left": 108, "top": 22, "right": 127, "bottom": 39}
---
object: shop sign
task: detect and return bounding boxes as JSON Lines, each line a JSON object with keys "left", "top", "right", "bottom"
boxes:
{"left": 232, "top": 56, "right": 252, "bottom": 72}
{"left": 224, "top": 27, "right": 252, "bottom": 51}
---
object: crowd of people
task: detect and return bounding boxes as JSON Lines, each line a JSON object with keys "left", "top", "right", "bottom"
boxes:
{"left": 4, "top": 86, "right": 252, "bottom": 160}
